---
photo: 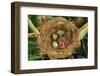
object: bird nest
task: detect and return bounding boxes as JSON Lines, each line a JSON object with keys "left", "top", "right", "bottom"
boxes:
{"left": 38, "top": 17, "right": 80, "bottom": 59}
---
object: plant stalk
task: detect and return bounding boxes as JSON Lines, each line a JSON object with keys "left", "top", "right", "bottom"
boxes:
{"left": 79, "top": 23, "right": 88, "bottom": 40}
{"left": 28, "top": 18, "right": 40, "bottom": 35}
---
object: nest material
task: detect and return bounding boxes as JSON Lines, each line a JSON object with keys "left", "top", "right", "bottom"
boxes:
{"left": 38, "top": 17, "right": 80, "bottom": 59}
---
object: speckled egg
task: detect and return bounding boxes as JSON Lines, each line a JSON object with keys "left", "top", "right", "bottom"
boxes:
{"left": 57, "top": 30, "right": 64, "bottom": 37}
{"left": 52, "top": 33, "right": 58, "bottom": 40}
{"left": 52, "top": 41, "right": 58, "bottom": 48}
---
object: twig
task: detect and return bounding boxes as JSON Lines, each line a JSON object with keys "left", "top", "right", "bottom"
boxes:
{"left": 28, "top": 36, "right": 37, "bottom": 37}
{"left": 28, "top": 32, "right": 36, "bottom": 36}
{"left": 37, "top": 16, "right": 53, "bottom": 26}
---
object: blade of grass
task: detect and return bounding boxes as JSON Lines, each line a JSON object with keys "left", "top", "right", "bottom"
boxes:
{"left": 79, "top": 23, "right": 88, "bottom": 40}
{"left": 82, "top": 40, "right": 87, "bottom": 57}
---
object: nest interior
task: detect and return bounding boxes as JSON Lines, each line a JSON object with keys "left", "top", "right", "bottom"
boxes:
{"left": 38, "top": 17, "right": 80, "bottom": 59}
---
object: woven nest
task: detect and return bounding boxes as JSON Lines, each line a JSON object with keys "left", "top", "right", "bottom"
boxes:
{"left": 38, "top": 17, "right": 80, "bottom": 59}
